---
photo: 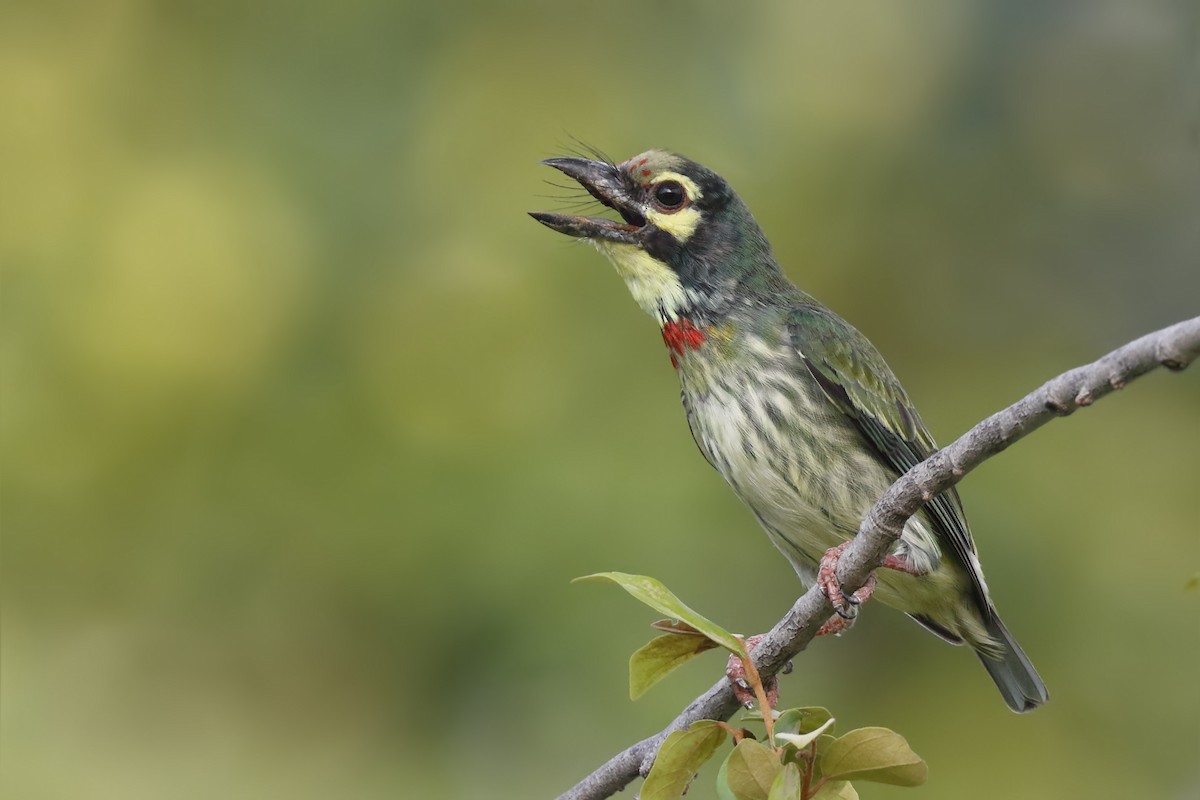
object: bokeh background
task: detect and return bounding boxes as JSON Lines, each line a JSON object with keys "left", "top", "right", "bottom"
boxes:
{"left": 2, "top": 1, "right": 1198, "bottom": 798}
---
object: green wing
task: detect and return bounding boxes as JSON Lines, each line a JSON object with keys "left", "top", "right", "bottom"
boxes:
{"left": 786, "top": 303, "right": 991, "bottom": 613}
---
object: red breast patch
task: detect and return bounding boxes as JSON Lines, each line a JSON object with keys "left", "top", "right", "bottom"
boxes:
{"left": 661, "top": 318, "right": 706, "bottom": 366}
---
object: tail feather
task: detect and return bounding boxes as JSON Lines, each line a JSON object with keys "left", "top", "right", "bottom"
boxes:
{"left": 977, "top": 613, "right": 1048, "bottom": 713}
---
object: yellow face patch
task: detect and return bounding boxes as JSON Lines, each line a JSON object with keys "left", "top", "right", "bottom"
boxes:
{"left": 592, "top": 240, "right": 690, "bottom": 322}
{"left": 644, "top": 171, "right": 704, "bottom": 243}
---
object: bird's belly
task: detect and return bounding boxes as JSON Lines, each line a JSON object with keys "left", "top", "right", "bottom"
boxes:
{"left": 685, "top": 372, "right": 879, "bottom": 534}
{"left": 682, "top": 366, "right": 939, "bottom": 580}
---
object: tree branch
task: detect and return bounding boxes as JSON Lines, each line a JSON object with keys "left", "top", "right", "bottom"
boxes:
{"left": 556, "top": 316, "right": 1200, "bottom": 800}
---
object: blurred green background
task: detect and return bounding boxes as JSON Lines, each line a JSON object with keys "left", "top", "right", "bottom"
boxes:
{"left": 2, "top": 1, "right": 1198, "bottom": 798}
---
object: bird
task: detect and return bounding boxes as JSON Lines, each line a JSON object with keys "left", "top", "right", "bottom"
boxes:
{"left": 530, "top": 148, "right": 1048, "bottom": 713}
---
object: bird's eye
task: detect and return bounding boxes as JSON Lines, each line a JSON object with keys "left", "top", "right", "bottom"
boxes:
{"left": 653, "top": 181, "right": 687, "bottom": 211}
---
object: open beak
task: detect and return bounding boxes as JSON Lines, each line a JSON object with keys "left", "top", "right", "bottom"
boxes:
{"left": 529, "top": 157, "right": 647, "bottom": 245}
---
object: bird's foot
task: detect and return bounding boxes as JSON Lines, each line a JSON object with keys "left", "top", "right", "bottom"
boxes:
{"left": 817, "top": 542, "right": 854, "bottom": 618}
{"left": 817, "top": 542, "right": 883, "bottom": 619}
{"left": 815, "top": 575, "right": 877, "bottom": 636}
{"left": 724, "top": 634, "right": 788, "bottom": 710}
{"left": 816, "top": 612, "right": 853, "bottom": 637}
{"left": 881, "top": 553, "right": 923, "bottom": 575}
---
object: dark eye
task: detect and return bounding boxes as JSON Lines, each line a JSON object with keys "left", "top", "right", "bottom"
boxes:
{"left": 653, "top": 181, "right": 686, "bottom": 210}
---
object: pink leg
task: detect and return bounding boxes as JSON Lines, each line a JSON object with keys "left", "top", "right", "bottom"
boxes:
{"left": 881, "top": 553, "right": 921, "bottom": 573}
{"left": 815, "top": 574, "right": 876, "bottom": 636}
{"left": 725, "top": 635, "right": 784, "bottom": 710}
{"left": 818, "top": 543, "right": 921, "bottom": 617}
{"left": 727, "top": 548, "right": 922, "bottom": 703}
{"left": 816, "top": 614, "right": 853, "bottom": 637}
{"left": 816, "top": 542, "right": 853, "bottom": 613}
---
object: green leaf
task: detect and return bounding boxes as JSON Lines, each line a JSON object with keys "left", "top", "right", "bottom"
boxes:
{"left": 775, "top": 706, "right": 834, "bottom": 736}
{"left": 1186, "top": 572, "right": 1199, "bottom": 592}
{"left": 575, "top": 572, "right": 747, "bottom": 656}
{"left": 641, "top": 721, "right": 728, "bottom": 800}
{"left": 766, "top": 762, "right": 803, "bottom": 800}
{"left": 629, "top": 633, "right": 721, "bottom": 699}
{"left": 723, "top": 738, "right": 781, "bottom": 800}
{"left": 775, "top": 717, "right": 835, "bottom": 751}
{"left": 716, "top": 754, "right": 738, "bottom": 800}
{"left": 819, "top": 727, "right": 928, "bottom": 786}
{"left": 811, "top": 780, "right": 859, "bottom": 799}
{"left": 650, "top": 618, "right": 709, "bottom": 635}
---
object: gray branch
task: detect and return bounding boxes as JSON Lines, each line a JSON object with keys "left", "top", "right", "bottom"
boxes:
{"left": 556, "top": 316, "right": 1200, "bottom": 800}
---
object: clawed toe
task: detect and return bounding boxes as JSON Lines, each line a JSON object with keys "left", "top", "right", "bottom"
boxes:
{"left": 816, "top": 612, "right": 856, "bottom": 637}
{"left": 726, "top": 655, "right": 761, "bottom": 708}
{"left": 817, "top": 547, "right": 879, "bottom": 631}
{"left": 725, "top": 635, "right": 780, "bottom": 710}
{"left": 817, "top": 542, "right": 853, "bottom": 615}
{"left": 850, "top": 574, "right": 877, "bottom": 606}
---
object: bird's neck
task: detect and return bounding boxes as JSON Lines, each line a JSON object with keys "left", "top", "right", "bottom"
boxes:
{"left": 661, "top": 315, "right": 706, "bottom": 351}
{"left": 657, "top": 307, "right": 748, "bottom": 371}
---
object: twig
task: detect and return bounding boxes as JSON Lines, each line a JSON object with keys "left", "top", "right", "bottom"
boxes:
{"left": 555, "top": 317, "right": 1200, "bottom": 800}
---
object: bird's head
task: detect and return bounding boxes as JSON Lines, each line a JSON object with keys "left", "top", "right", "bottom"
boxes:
{"left": 531, "top": 150, "right": 777, "bottom": 324}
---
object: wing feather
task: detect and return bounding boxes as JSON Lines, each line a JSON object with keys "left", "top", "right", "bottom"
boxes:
{"left": 787, "top": 304, "right": 991, "bottom": 614}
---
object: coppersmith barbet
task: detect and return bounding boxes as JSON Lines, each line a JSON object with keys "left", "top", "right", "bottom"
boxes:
{"left": 531, "top": 149, "right": 1048, "bottom": 712}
